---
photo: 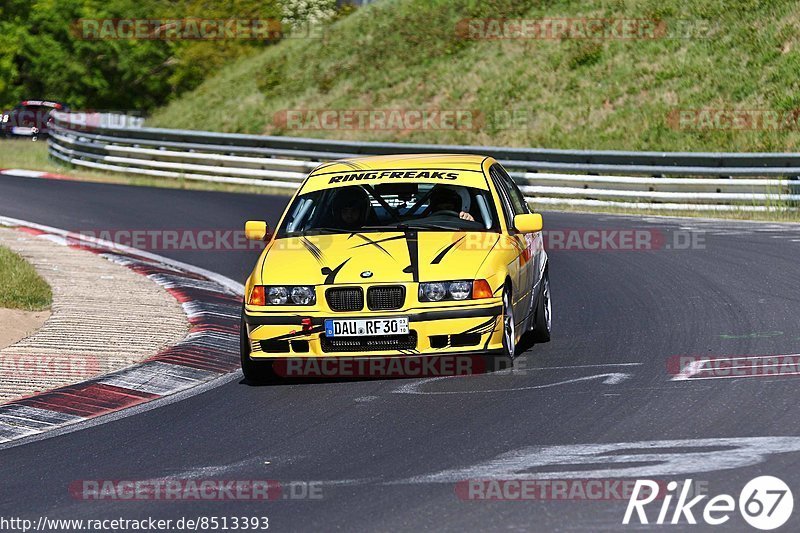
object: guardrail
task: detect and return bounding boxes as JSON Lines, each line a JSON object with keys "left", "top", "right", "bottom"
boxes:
{"left": 48, "top": 112, "right": 800, "bottom": 212}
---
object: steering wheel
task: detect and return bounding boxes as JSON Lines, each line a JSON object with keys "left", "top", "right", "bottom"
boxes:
{"left": 433, "top": 210, "right": 460, "bottom": 218}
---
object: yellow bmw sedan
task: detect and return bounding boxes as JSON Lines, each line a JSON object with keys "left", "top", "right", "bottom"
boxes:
{"left": 241, "top": 154, "right": 550, "bottom": 380}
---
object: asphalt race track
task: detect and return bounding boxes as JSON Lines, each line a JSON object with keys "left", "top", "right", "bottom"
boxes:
{"left": 1, "top": 174, "right": 800, "bottom": 531}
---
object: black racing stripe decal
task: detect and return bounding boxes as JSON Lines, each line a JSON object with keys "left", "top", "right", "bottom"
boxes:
{"left": 300, "top": 237, "right": 325, "bottom": 264}
{"left": 353, "top": 234, "right": 406, "bottom": 247}
{"left": 430, "top": 236, "right": 465, "bottom": 265}
{"left": 351, "top": 233, "right": 397, "bottom": 257}
{"left": 482, "top": 319, "right": 499, "bottom": 350}
{"left": 321, "top": 258, "right": 350, "bottom": 284}
{"left": 403, "top": 229, "right": 419, "bottom": 282}
{"left": 342, "top": 160, "right": 365, "bottom": 171}
{"left": 473, "top": 234, "right": 502, "bottom": 280}
{"left": 460, "top": 316, "right": 499, "bottom": 336}
{"left": 487, "top": 234, "right": 502, "bottom": 254}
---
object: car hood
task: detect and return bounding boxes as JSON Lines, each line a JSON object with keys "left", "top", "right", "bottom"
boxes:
{"left": 258, "top": 231, "right": 501, "bottom": 285}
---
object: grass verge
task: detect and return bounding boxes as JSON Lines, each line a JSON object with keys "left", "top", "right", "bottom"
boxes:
{"left": 149, "top": 0, "right": 800, "bottom": 153}
{"left": 0, "top": 245, "right": 52, "bottom": 311}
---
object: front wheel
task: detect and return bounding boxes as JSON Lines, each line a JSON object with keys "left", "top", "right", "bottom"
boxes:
{"left": 490, "top": 286, "right": 517, "bottom": 371}
{"left": 531, "top": 268, "right": 551, "bottom": 343}
{"left": 502, "top": 286, "right": 516, "bottom": 360}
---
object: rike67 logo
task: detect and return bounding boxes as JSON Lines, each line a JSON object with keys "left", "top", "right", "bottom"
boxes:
{"left": 624, "top": 476, "right": 793, "bottom": 530}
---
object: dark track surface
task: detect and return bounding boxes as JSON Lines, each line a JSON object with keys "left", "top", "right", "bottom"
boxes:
{"left": 1, "top": 174, "right": 800, "bottom": 531}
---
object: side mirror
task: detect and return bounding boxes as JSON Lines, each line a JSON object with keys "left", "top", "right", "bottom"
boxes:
{"left": 513, "top": 213, "right": 543, "bottom": 233}
{"left": 245, "top": 220, "right": 269, "bottom": 241}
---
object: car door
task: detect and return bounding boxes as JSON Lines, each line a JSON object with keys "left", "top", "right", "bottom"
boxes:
{"left": 496, "top": 164, "right": 543, "bottom": 322}
{"left": 489, "top": 164, "right": 534, "bottom": 325}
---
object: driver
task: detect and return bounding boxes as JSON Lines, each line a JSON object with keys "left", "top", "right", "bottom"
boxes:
{"left": 330, "top": 187, "right": 371, "bottom": 229}
{"left": 428, "top": 187, "right": 475, "bottom": 221}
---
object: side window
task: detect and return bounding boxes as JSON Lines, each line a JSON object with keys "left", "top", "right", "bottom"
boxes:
{"left": 489, "top": 166, "right": 515, "bottom": 228}
{"left": 493, "top": 164, "right": 529, "bottom": 215}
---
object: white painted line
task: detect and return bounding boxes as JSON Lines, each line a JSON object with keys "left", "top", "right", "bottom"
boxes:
{"left": 0, "top": 369, "right": 243, "bottom": 450}
{"left": 529, "top": 363, "right": 642, "bottom": 370}
{"left": 671, "top": 359, "right": 709, "bottom": 381}
{"left": 0, "top": 169, "right": 47, "bottom": 178}
{"left": 0, "top": 405, "right": 83, "bottom": 426}
{"left": 676, "top": 371, "right": 800, "bottom": 381}
{"left": 0, "top": 423, "right": 40, "bottom": 443}
{"left": 396, "top": 437, "right": 800, "bottom": 484}
{"left": 394, "top": 372, "right": 631, "bottom": 395}
{"left": 672, "top": 353, "right": 800, "bottom": 381}
{"left": 702, "top": 353, "right": 800, "bottom": 362}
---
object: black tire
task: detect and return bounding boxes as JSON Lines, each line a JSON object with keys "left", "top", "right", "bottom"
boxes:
{"left": 531, "top": 267, "right": 552, "bottom": 343}
{"left": 240, "top": 311, "right": 276, "bottom": 383}
{"left": 492, "top": 284, "right": 516, "bottom": 371}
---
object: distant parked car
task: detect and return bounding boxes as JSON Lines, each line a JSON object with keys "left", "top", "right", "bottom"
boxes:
{"left": 0, "top": 100, "right": 68, "bottom": 139}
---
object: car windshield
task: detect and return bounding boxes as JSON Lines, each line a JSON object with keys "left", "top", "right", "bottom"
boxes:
{"left": 278, "top": 183, "right": 499, "bottom": 236}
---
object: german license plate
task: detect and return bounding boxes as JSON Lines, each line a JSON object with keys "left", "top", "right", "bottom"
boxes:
{"left": 324, "top": 317, "right": 409, "bottom": 337}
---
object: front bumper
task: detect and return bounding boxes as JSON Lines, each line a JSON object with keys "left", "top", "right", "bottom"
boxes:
{"left": 243, "top": 300, "right": 504, "bottom": 359}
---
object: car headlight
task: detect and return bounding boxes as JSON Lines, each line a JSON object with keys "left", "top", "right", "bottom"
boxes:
{"left": 448, "top": 281, "right": 471, "bottom": 300}
{"left": 248, "top": 285, "right": 317, "bottom": 306}
{"left": 259, "top": 285, "right": 315, "bottom": 305}
{"left": 420, "top": 282, "right": 447, "bottom": 302}
{"left": 291, "top": 286, "right": 315, "bottom": 305}
{"left": 267, "top": 286, "right": 288, "bottom": 304}
{"left": 419, "top": 280, "right": 487, "bottom": 302}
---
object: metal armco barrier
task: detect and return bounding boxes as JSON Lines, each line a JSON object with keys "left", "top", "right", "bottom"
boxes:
{"left": 48, "top": 112, "right": 800, "bottom": 211}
